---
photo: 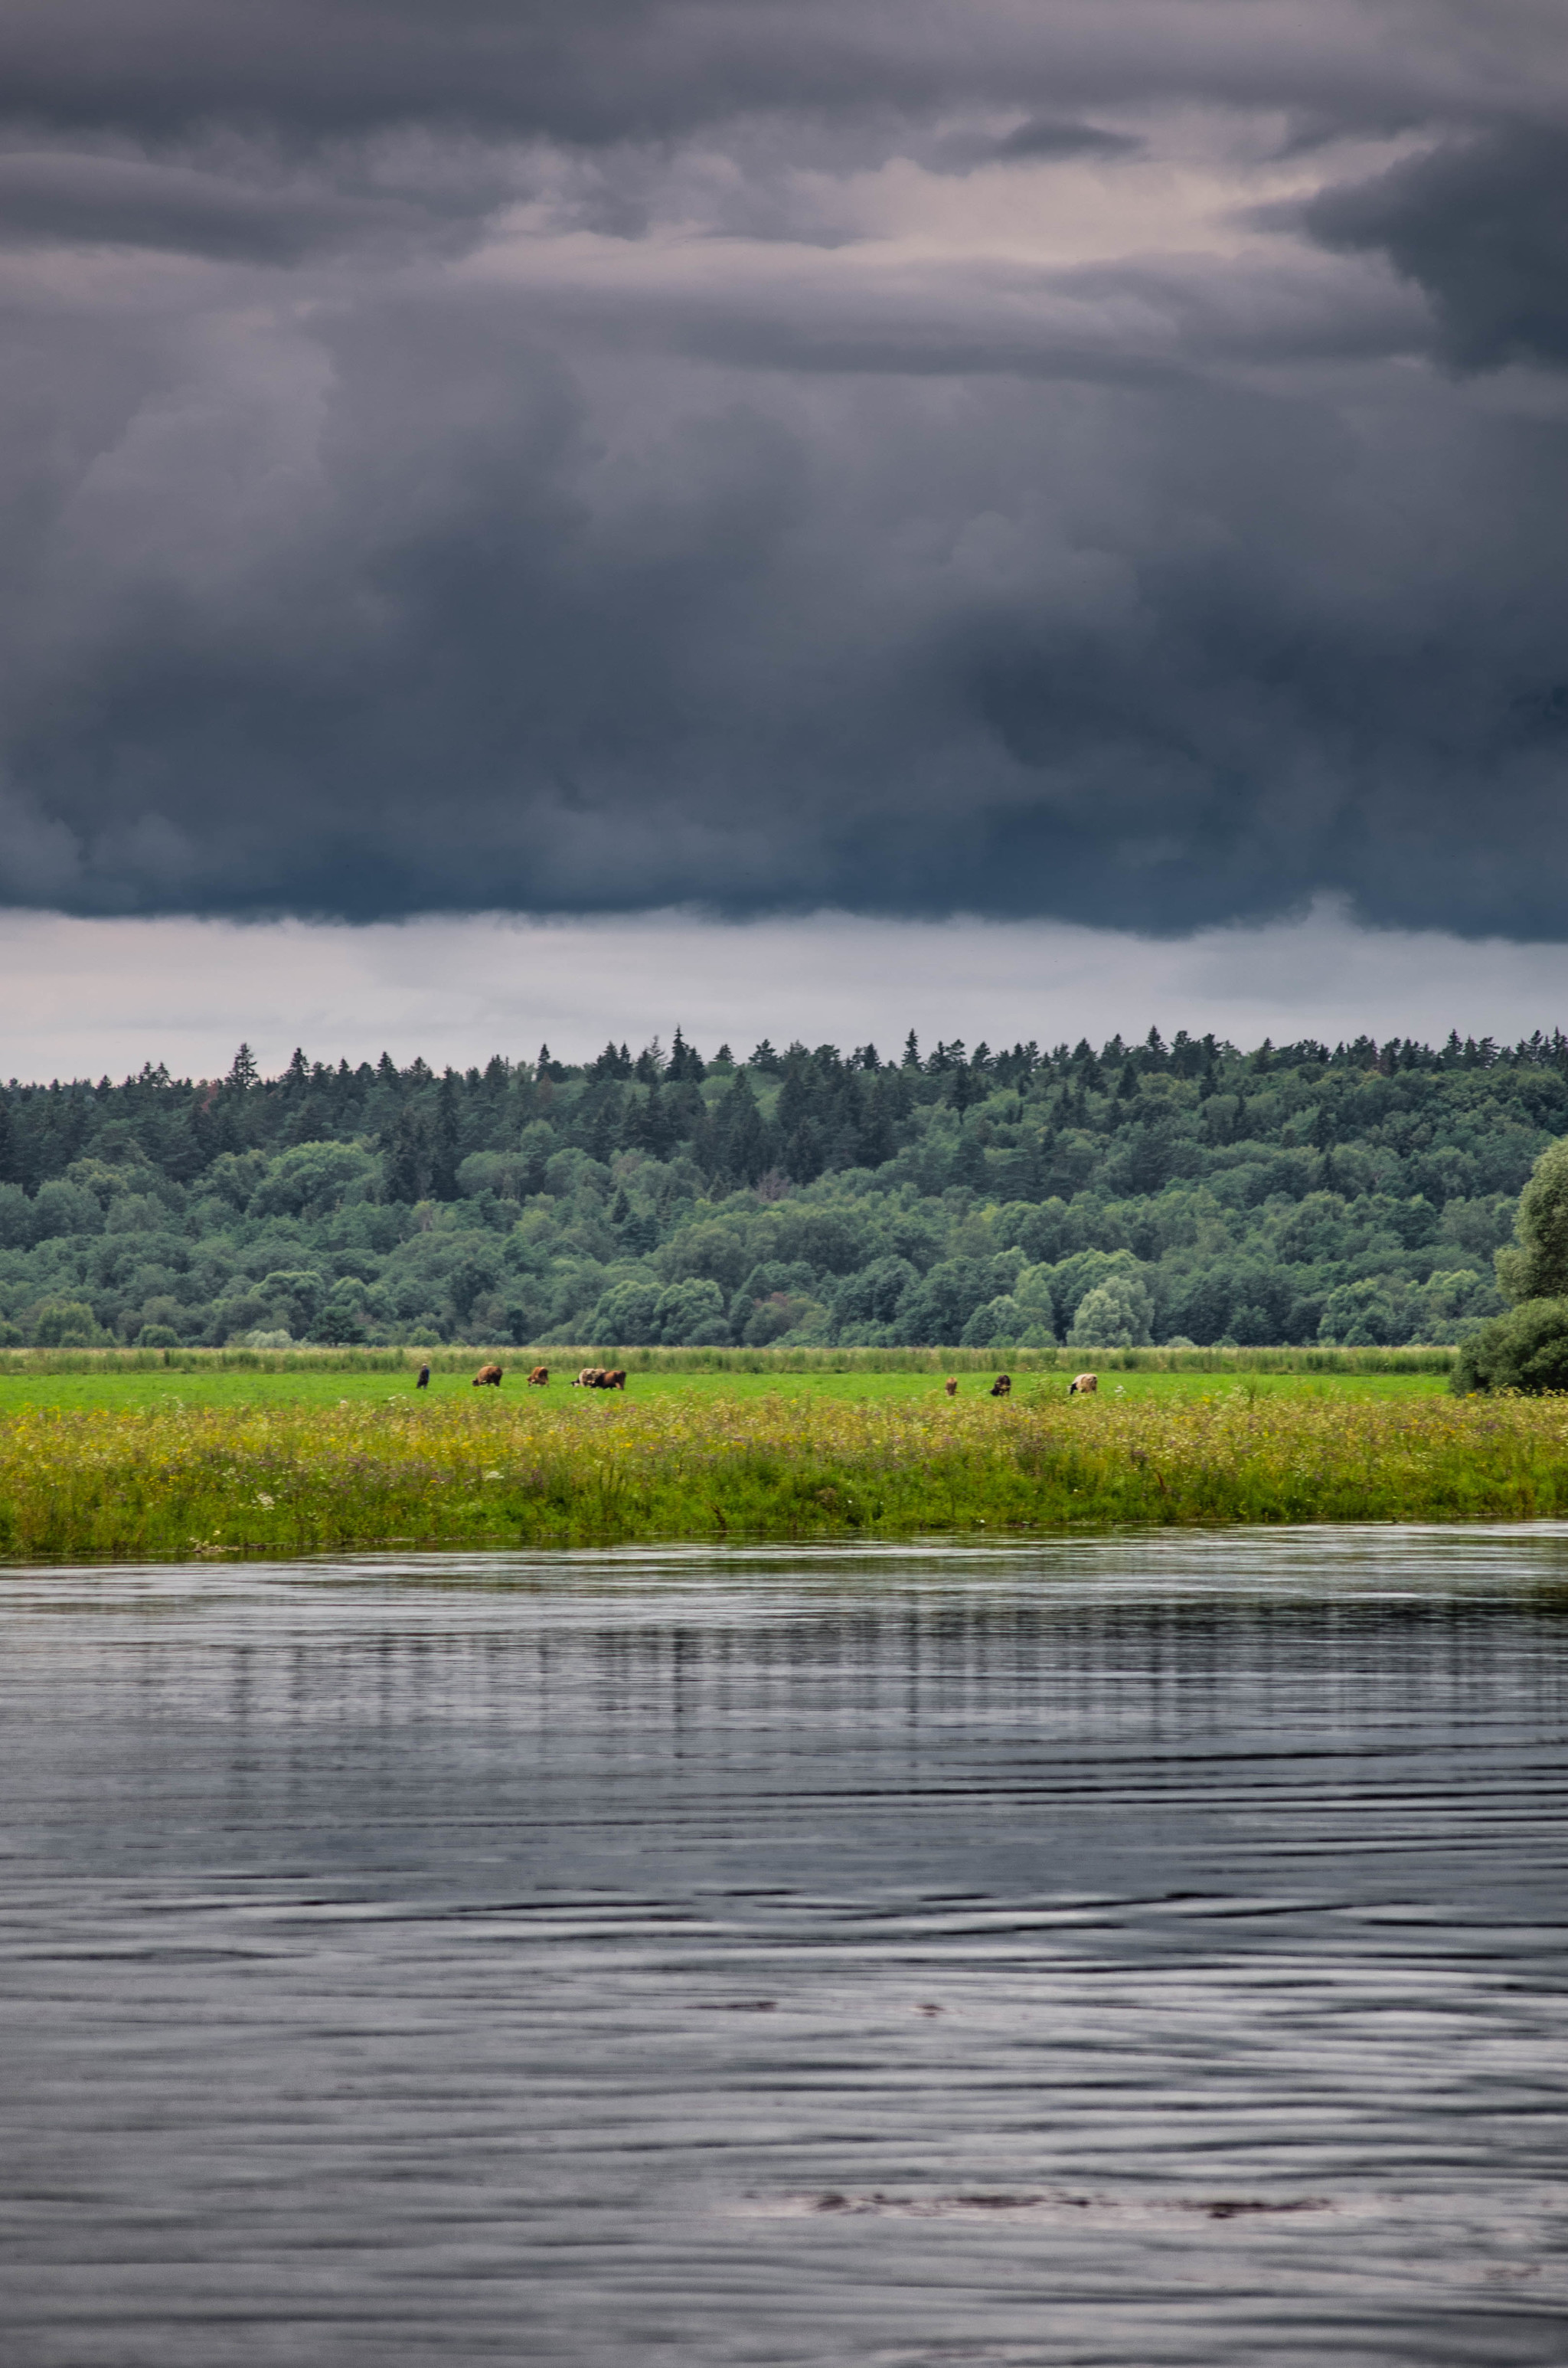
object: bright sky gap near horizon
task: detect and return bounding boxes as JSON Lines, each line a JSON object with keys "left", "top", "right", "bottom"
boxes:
{"left": 14, "top": 903, "right": 1568, "bottom": 1084}
{"left": 2, "top": 2, "right": 1566, "bottom": 1065}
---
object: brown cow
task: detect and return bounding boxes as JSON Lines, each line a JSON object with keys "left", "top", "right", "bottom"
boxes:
{"left": 472, "top": 1363, "right": 503, "bottom": 1387}
{"left": 1069, "top": 1372, "right": 1098, "bottom": 1395}
{"left": 989, "top": 1373, "right": 1011, "bottom": 1398}
{"left": 416, "top": 1364, "right": 430, "bottom": 1390}
{"left": 604, "top": 1369, "right": 627, "bottom": 1390}
{"left": 944, "top": 1377, "right": 958, "bottom": 1398}
{"left": 528, "top": 1366, "right": 549, "bottom": 1386}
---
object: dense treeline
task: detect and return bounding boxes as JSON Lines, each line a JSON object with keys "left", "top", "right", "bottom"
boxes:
{"left": 2, "top": 1025, "right": 1564, "bottom": 1352}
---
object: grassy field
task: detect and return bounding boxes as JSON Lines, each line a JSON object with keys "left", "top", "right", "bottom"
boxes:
{"left": 0, "top": 1356, "right": 1555, "bottom": 1565}
{"left": 0, "top": 1361, "right": 1449, "bottom": 1415}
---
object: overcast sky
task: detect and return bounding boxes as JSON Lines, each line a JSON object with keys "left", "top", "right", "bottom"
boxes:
{"left": 10, "top": 901, "right": 1568, "bottom": 1085}
{"left": 2, "top": 2, "right": 1566, "bottom": 1074}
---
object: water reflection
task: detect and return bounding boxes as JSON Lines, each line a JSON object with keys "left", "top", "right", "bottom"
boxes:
{"left": 2, "top": 1529, "right": 1566, "bottom": 2365}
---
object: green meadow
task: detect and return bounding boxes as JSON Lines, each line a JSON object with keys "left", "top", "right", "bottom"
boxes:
{"left": 0, "top": 1343, "right": 1451, "bottom": 1419}
{"left": 3, "top": 1343, "right": 1556, "bottom": 1568}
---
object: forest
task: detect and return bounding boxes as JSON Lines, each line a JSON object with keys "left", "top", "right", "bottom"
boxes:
{"left": 2, "top": 1025, "right": 1564, "bottom": 1352}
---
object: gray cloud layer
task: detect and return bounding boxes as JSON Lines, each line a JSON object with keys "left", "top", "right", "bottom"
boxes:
{"left": 0, "top": 2, "right": 1565, "bottom": 932}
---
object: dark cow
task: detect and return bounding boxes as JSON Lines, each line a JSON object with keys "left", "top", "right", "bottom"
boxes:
{"left": 989, "top": 1373, "right": 1012, "bottom": 1398}
{"left": 416, "top": 1364, "right": 430, "bottom": 1389}
{"left": 944, "top": 1377, "right": 958, "bottom": 1398}
{"left": 1069, "top": 1372, "right": 1098, "bottom": 1395}
{"left": 528, "top": 1366, "right": 549, "bottom": 1386}
{"left": 472, "top": 1363, "right": 504, "bottom": 1387}
{"left": 604, "top": 1369, "right": 626, "bottom": 1390}
{"left": 573, "top": 1366, "right": 627, "bottom": 1389}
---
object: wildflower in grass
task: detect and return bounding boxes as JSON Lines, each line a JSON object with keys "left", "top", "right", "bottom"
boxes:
{"left": 7, "top": 1386, "right": 1568, "bottom": 1559}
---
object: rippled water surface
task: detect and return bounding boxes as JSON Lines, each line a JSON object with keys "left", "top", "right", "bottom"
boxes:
{"left": 2, "top": 1529, "right": 1566, "bottom": 2366}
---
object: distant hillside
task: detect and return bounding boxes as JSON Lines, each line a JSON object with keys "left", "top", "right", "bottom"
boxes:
{"left": 2, "top": 1027, "right": 1562, "bottom": 1351}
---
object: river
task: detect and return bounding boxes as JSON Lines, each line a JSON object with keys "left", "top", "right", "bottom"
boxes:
{"left": 2, "top": 1528, "right": 1565, "bottom": 2364}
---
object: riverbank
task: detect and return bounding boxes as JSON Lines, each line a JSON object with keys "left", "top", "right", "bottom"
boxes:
{"left": 2, "top": 1386, "right": 1559, "bottom": 1562}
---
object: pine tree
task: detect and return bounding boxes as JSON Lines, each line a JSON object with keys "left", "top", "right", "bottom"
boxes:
{"left": 384, "top": 1107, "right": 430, "bottom": 1202}
{"left": 718, "top": 1069, "right": 768, "bottom": 1185}
{"left": 949, "top": 1062, "right": 981, "bottom": 1115}
{"left": 430, "top": 1073, "right": 462, "bottom": 1199}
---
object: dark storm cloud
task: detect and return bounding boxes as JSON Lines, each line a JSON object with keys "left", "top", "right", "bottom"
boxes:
{"left": 1304, "top": 125, "right": 1568, "bottom": 370}
{"left": 0, "top": 0, "right": 1566, "bottom": 936}
{"left": 0, "top": 149, "right": 430, "bottom": 262}
{"left": 0, "top": 0, "right": 1557, "bottom": 150}
{"left": 929, "top": 119, "right": 1141, "bottom": 175}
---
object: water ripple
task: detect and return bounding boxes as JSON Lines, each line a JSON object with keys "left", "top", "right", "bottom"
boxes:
{"left": 1, "top": 1527, "right": 1565, "bottom": 2364}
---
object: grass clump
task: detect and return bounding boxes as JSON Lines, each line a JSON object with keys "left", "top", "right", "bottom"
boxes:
{"left": 2, "top": 1385, "right": 1566, "bottom": 1563}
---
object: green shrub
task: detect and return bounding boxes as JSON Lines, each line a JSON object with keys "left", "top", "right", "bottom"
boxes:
{"left": 1452, "top": 1297, "right": 1568, "bottom": 1394}
{"left": 136, "top": 1324, "right": 181, "bottom": 1349}
{"left": 32, "top": 1300, "right": 108, "bottom": 1347}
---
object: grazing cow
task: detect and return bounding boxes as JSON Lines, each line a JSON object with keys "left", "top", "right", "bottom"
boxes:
{"left": 416, "top": 1364, "right": 430, "bottom": 1390}
{"left": 528, "top": 1366, "right": 549, "bottom": 1386}
{"left": 1069, "top": 1372, "right": 1098, "bottom": 1395}
{"left": 604, "top": 1369, "right": 627, "bottom": 1390}
{"left": 989, "top": 1373, "right": 1012, "bottom": 1398}
{"left": 573, "top": 1366, "right": 599, "bottom": 1387}
{"left": 472, "top": 1362, "right": 504, "bottom": 1387}
{"left": 945, "top": 1377, "right": 958, "bottom": 1398}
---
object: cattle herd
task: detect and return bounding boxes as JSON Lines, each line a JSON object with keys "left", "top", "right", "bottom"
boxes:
{"left": 452, "top": 1362, "right": 1096, "bottom": 1394}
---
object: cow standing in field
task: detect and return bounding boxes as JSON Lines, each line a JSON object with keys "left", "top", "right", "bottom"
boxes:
{"left": 945, "top": 1378, "right": 958, "bottom": 1398}
{"left": 574, "top": 1367, "right": 626, "bottom": 1389}
{"left": 604, "top": 1369, "right": 626, "bottom": 1390}
{"left": 473, "top": 1363, "right": 504, "bottom": 1387}
{"left": 416, "top": 1365, "right": 430, "bottom": 1389}
{"left": 528, "top": 1366, "right": 549, "bottom": 1386}
{"left": 1070, "top": 1372, "right": 1098, "bottom": 1395}
{"left": 989, "top": 1374, "right": 1012, "bottom": 1398}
